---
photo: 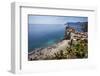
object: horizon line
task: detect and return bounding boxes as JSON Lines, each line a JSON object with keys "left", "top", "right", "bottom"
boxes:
{"left": 28, "top": 21, "right": 88, "bottom": 25}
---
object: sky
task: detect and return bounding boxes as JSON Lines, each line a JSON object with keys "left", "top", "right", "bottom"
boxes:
{"left": 28, "top": 15, "right": 88, "bottom": 24}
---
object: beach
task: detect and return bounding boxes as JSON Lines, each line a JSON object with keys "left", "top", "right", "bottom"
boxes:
{"left": 28, "top": 40, "right": 70, "bottom": 60}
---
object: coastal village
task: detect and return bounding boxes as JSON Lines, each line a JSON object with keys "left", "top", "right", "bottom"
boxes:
{"left": 28, "top": 23, "right": 88, "bottom": 60}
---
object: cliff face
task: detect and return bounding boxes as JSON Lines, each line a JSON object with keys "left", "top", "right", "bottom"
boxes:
{"left": 64, "top": 28, "right": 71, "bottom": 40}
{"left": 64, "top": 26, "right": 75, "bottom": 40}
{"left": 64, "top": 22, "right": 88, "bottom": 40}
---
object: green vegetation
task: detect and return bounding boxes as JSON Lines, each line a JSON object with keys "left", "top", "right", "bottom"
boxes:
{"left": 54, "top": 50, "right": 67, "bottom": 59}
{"left": 53, "top": 39, "right": 88, "bottom": 59}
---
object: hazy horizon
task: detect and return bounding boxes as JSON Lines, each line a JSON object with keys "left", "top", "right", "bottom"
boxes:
{"left": 28, "top": 15, "right": 88, "bottom": 25}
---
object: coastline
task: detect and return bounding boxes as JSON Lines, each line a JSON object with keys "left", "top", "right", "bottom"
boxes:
{"left": 28, "top": 27, "right": 88, "bottom": 61}
{"left": 28, "top": 40, "right": 70, "bottom": 60}
{"left": 28, "top": 38, "right": 64, "bottom": 54}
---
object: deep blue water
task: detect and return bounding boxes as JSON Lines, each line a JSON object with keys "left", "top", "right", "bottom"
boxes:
{"left": 28, "top": 24, "right": 65, "bottom": 52}
{"left": 28, "top": 23, "right": 84, "bottom": 52}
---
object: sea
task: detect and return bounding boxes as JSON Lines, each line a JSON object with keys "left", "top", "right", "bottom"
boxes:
{"left": 28, "top": 23, "right": 85, "bottom": 52}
